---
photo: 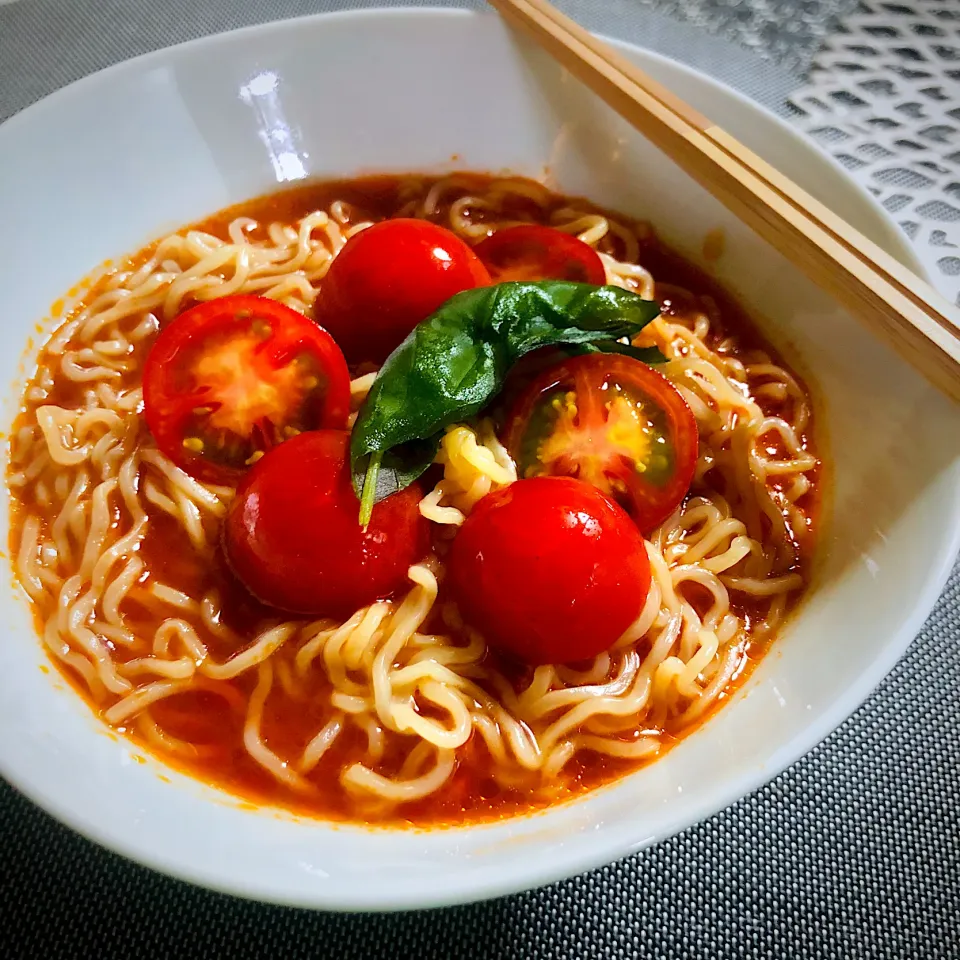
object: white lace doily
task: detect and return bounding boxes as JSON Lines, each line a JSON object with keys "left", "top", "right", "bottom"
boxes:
{"left": 789, "top": 0, "right": 960, "bottom": 305}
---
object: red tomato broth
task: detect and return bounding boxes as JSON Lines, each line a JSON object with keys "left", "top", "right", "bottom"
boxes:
{"left": 8, "top": 173, "right": 821, "bottom": 826}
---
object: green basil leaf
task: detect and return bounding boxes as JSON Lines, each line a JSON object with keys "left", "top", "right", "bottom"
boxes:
{"left": 591, "top": 340, "right": 669, "bottom": 364}
{"left": 350, "top": 281, "right": 660, "bottom": 523}
{"left": 565, "top": 340, "right": 668, "bottom": 364}
{"left": 355, "top": 436, "right": 441, "bottom": 525}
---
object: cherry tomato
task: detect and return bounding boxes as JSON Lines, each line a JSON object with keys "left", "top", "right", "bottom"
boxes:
{"left": 222, "top": 430, "right": 429, "bottom": 617}
{"left": 143, "top": 295, "right": 350, "bottom": 485}
{"left": 475, "top": 225, "right": 606, "bottom": 285}
{"left": 447, "top": 477, "right": 651, "bottom": 665}
{"left": 503, "top": 354, "right": 698, "bottom": 533}
{"left": 314, "top": 218, "right": 491, "bottom": 365}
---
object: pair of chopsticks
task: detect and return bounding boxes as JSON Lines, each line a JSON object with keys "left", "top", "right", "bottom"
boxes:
{"left": 488, "top": 0, "right": 960, "bottom": 403}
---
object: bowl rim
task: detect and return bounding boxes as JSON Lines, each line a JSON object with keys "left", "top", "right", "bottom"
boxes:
{"left": 1, "top": 5, "right": 957, "bottom": 911}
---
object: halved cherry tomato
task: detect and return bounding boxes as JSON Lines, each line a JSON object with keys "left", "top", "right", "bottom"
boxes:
{"left": 314, "top": 218, "right": 491, "bottom": 365}
{"left": 143, "top": 295, "right": 350, "bottom": 485}
{"left": 448, "top": 477, "right": 651, "bottom": 665}
{"left": 222, "top": 430, "right": 429, "bottom": 617}
{"left": 503, "top": 354, "right": 698, "bottom": 533}
{"left": 475, "top": 225, "right": 606, "bottom": 285}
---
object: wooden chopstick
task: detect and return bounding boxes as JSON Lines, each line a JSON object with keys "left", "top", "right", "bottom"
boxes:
{"left": 488, "top": 0, "right": 960, "bottom": 403}
{"left": 495, "top": 0, "right": 954, "bottom": 334}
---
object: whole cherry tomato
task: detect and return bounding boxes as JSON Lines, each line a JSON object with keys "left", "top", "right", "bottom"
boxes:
{"left": 143, "top": 295, "right": 350, "bottom": 485}
{"left": 314, "top": 218, "right": 491, "bottom": 365}
{"left": 475, "top": 224, "right": 606, "bottom": 285}
{"left": 447, "top": 476, "right": 652, "bottom": 664}
{"left": 503, "top": 353, "right": 698, "bottom": 533}
{"left": 222, "top": 430, "right": 429, "bottom": 616}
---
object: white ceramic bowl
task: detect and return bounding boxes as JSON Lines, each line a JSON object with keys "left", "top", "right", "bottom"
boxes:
{"left": 0, "top": 8, "right": 958, "bottom": 911}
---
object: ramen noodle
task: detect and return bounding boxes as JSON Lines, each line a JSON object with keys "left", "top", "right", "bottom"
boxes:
{"left": 8, "top": 174, "right": 819, "bottom": 824}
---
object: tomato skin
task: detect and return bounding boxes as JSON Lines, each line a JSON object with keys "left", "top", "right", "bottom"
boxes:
{"left": 503, "top": 354, "right": 698, "bottom": 533}
{"left": 475, "top": 225, "right": 606, "bottom": 285}
{"left": 143, "top": 294, "right": 350, "bottom": 486}
{"left": 314, "top": 218, "right": 491, "bottom": 365}
{"left": 447, "top": 477, "right": 651, "bottom": 665}
{"left": 222, "top": 430, "right": 429, "bottom": 617}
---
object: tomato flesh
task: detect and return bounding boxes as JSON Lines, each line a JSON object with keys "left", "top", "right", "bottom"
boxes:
{"left": 315, "top": 218, "right": 491, "bottom": 365}
{"left": 503, "top": 354, "right": 698, "bottom": 533}
{"left": 143, "top": 295, "right": 350, "bottom": 485}
{"left": 447, "top": 476, "right": 651, "bottom": 665}
{"left": 475, "top": 224, "right": 606, "bottom": 285}
{"left": 222, "top": 430, "right": 429, "bottom": 617}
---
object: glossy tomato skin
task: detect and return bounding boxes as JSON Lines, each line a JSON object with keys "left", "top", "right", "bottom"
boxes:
{"left": 314, "top": 218, "right": 491, "bottom": 365}
{"left": 447, "top": 477, "right": 651, "bottom": 665}
{"left": 503, "top": 354, "right": 698, "bottom": 533}
{"left": 475, "top": 225, "right": 606, "bottom": 285}
{"left": 222, "top": 430, "right": 429, "bottom": 617}
{"left": 143, "top": 294, "right": 350, "bottom": 486}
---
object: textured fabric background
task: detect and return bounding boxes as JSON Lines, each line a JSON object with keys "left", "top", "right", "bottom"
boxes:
{"left": 1, "top": 2, "right": 958, "bottom": 958}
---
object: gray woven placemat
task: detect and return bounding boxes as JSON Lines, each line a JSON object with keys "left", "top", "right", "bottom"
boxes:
{"left": 1, "top": 2, "right": 958, "bottom": 957}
